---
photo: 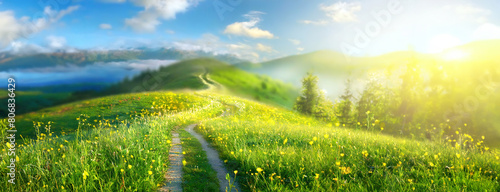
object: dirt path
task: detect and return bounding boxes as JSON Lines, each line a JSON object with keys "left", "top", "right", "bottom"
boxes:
{"left": 162, "top": 74, "right": 239, "bottom": 191}
{"left": 198, "top": 73, "right": 217, "bottom": 91}
{"left": 160, "top": 132, "right": 183, "bottom": 192}
{"left": 185, "top": 124, "right": 241, "bottom": 192}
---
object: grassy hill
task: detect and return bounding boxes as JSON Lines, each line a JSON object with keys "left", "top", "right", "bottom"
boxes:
{"left": 14, "top": 58, "right": 297, "bottom": 139}
{"left": 0, "top": 90, "right": 72, "bottom": 117}
{"left": 105, "top": 58, "right": 298, "bottom": 108}
{"left": 1, "top": 91, "right": 498, "bottom": 191}
{"left": 5, "top": 58, "right": 297, "bottom": 117}
{"left": 235, "top": 40, "right": 500, "bottom": 148}
{"left": 237, "top": 40, "right": 500, "bottom": 92}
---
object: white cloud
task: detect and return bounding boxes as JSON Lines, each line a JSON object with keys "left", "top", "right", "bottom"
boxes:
{"left": 320, "top": 2, "right": 361, "bottom": 23}
{"left": 228, "top": 43, "right": 250, "bottom": 50}
{"left": 0, "top": 6, "right": 79, "bottom": 48}
{"left": 46, "top": 36, "right": 67, "bottom": 49}
{"left": 9, "top": 41, "right": 49, "bottom": 55}
{"left": 223, "top": 11, "right": 275, "bottom": 39}
{"left": 125, "top": 0, "right": 199, "bottom": 32}
{"left": 251, "top": 52, "right": 259, "bottom": 59}
{"left": 5, "top": 35, "right": 77, "bottom": 55}
{"left": 103, "top": 59, "right": 178, "bottom": 71}
{"left": 170, "top": 33, "right": 269, "bottom": 62}
{"left": 172, "top": 33, "right": 220, "bottom": 53}
{"left": 297, "top": 47, "right": 304, "bottom": 52}
{"left": 0, "top": 11, "right": 24, "bottom": 47}
{"left": 100, "top": 23, "right": 112, "bottom": 29}
{"left": 472, "top": 23, "right": 500, "bottom": 41}
{"left": 256, "top": 43, "right": 274, "bottom": 53}
{"left": 288, "top": 39, "right": 301, "bottom": 45}
{"left": 299, "top": 20, "right": 328, "bottom": 26}
{"left": 45, "top": 6, "right": 80, "bottom": 21}
{"left": 125, "top": 11, "right": 160, "bottom": 33}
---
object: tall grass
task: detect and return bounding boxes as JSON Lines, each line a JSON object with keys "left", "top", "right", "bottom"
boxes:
{"left": 2, "top": 91, "right": 498, "bottom": 191}
{"left": 196, "top": 95, "right": 500, "bottom": 191}
{"left": 0, "top": 92, "right": 223, "bottom": 191}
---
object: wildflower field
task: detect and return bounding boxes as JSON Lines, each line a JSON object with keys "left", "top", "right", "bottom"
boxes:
{"left": 0, "top": 92, "right": 225, "bottom": 191}
{"left": 2, "top": 90, "right": 498, "bottom": 191}
{"left": 197, "top": 95, "right": 500, "bottom": 191}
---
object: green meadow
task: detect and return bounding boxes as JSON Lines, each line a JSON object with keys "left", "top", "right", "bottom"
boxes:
{"left": 1, "top": 90, "right": 498, "bottom": 191}
{"left": 2, "top": 48, "right": 500, "bottom": 191}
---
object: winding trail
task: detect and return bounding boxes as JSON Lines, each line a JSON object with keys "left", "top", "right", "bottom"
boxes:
{"left": 162, "top": 72, "right": 240, "bottom": 192}
{"left": 185, "top": 124, "right": 241, "bottom": 192}
{"left": 160, "top": 132, "right": 184, "bottom": 192}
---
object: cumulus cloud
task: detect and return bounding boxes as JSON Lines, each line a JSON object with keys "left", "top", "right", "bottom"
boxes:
{"left": 9, "top": 41, "right": 49, "bottom": 55}
{"left": 100, "top": 23, "right": 112, "bottom": 29}
{"left": 45, "top": 6, "right": 80, "bottom": 21}
{"left": 299, "top": 20, "right": 328, "bottom": 26}
{"left": 472, "top": 23, "right": 500, "bottom": 41}
{"left": 223, "top": 11, "right": 275, "bottom": 39}
{"left": 227, "top": 43, "right": 251, "bottom": 50}
{"left": 46, "top": 36, "right": 67, "bottom": 49}
{"left": 170, "top": 33, "right": 273, "bottom": 62}
{"left": 125, "top": 0, "right": 199, "bottom": 33}
{"left": 172, "top": 33, "right": 220, "bottom": 53}
{"left": 256, "top": 43, "right": 274, "bottom": 53}
{"left": 0, "top": 6, "right": 79, "bottom": 48}
{"left": 297, "top": 47, "right": 304, "bottom": 52}
{"left": 320, "top": 2, "right": 361, "bottom": 23}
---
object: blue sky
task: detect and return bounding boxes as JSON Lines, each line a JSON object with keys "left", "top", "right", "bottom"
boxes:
{"left": 1, "top": 0, "right": 500, "bottom": 61}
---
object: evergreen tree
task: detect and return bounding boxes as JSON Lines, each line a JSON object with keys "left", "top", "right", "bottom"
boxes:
{"left": 294, "top": 72, "right": 320, "bottom": 116}
{"left": 337, "top": 78, "right": 354, "bottom": 126}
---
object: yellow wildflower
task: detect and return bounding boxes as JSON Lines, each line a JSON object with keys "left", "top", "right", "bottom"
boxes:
{"left": 83, "top": 170, "right": 89, "bottom": 180}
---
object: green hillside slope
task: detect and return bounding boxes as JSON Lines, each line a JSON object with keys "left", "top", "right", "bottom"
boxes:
{"left": 105, "top": 58, "right": 298, "bottom": 108}
{"left": 2, "top": 91, "right": 498, "bottom": 191}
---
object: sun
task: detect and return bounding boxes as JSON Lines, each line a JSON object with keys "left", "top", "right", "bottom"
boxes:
{"left": 441, "top": 49, "right": 470, "bottom": 61}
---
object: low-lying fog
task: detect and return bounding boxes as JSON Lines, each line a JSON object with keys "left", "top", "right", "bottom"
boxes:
{"left": 0, "top": 60, "right": 178, "bottom": 88}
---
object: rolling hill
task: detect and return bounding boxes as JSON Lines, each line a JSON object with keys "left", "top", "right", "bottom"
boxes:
{"left": 236, "top": 40, "right": 500, "bottom": 97}
{"left": 235, "top": 39, "right": 500, "bottom": 147}
{"left": 15, "top": 58, "right": 298, "bottom": 138}
{"left": 7, "top": 58, "right": 297, "bottom": 117}
{"left": 104, "top": 58, "right": 298, "bottom": 109}
{"left": 3, "top": 91, "right": 499, "bottom": 191}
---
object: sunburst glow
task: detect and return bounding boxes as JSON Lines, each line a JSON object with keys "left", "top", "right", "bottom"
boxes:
{"left": 441, "top": 49, "right": 470, "bottom": 61}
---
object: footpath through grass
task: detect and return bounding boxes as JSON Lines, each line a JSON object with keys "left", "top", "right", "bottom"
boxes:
{"left": 179, "top": 129, "right": 220, "bottom": 191}
{"left": 1, "top": 91, "right": 499, "bottom": 191}
{"left": 0, "top": 92, "right": 224, "bottom": 191}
